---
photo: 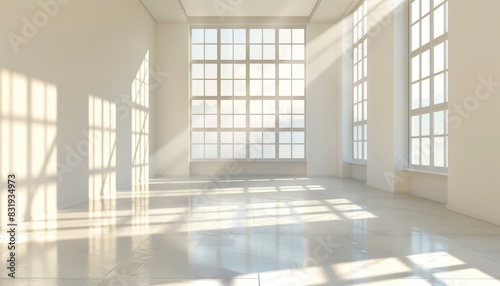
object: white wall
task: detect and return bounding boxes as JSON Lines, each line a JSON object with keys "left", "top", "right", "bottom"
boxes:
{"left": 156, "top": 24, "right": 190, "bottom": 177}
{"left": 351, "top": 164, "right": 367, "bottom": 182}
{"left": 0, "top": 0, "right": 156, "bottom": 225}
{"left": 448, "top": 0, "right": 500, "bottom": 225}
{"left": 365, "top": 0, "right": 408, "bottom": 192}
{"left": 306, "top": 24, "right": 339, "bottom": 176}
{"left": 409, "top": 172, "right": 447, "bottom": 204}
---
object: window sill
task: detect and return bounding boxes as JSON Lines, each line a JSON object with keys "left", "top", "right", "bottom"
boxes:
{"left": 397, "top": 168, "right": 448, "bottom": 177}
{"left": 343, "top": 160, "right": 367, "bottom": 166}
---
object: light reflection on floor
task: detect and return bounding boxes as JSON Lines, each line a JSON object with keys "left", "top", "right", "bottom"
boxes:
{"left": 1, "top": 177, "right": 500, "bottom": 285}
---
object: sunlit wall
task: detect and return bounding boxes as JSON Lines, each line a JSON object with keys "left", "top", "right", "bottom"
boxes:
{"left": 0, "top": 69, "right": 58, "bottom": 229}
{"left": 88, "top": 95, "right": 117, "bottom": 199}
{"left": 131, "top": 52, "right": 150, "bottom": 186}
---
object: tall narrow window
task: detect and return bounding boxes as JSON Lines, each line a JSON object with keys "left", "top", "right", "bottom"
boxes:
{"left": 353, "top": 1, "right": 368, "bottom": 162}
{"left": 409, "top": 0, "right": 448, "bottom": 171}
{"left": 190, "top": 28, "right": 306, "bottom": 160}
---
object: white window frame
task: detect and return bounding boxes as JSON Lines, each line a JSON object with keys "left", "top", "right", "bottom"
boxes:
{"left": 190, "top": 26, "right": 307, "bottom": 161}
{"left": 352, "top": 0, "right": 368, "bottom": 162}
{"left": 409, "top": 0, "right": 448, "bottom": 172}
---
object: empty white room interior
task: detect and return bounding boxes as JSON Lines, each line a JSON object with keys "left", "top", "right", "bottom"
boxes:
{"left": 1, "top": 0, "right": 500, "bottom": 285}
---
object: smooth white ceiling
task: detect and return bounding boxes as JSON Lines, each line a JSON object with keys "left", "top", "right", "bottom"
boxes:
{"left": 180, "top": 0, "right": 318, "bottom": 17}
{"left": 141, "top": 0, "right": 356, "bottom": 23}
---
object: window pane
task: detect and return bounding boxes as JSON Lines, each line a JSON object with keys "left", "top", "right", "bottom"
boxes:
{"left": 279, "top": 80, "right": 291, "bottom": 96}
{"left": 221, "top": 45, "right": 233, "bottom": 60}
{"left": 412, "top": 115, "right": 420, "bottom": 137}
{"left": 234, "top": 64, "right": 246, "bottom": 78}
{"left": 221, "top": 132, "right": 232, "bottom": 143}
{"left": 192, "top": 45, "right": 204, "bottom": 60}
{"left": 292, "top": 64, "right": 305, "bottom": 79}
{"left": 421, "top": 15, "right": 430, "bottom": 46}
{"left": 292, "top": 100, "right": 305, "bottom": 114}
{"left": 412, "top": 82, "right": 420, "bottom": 109}
{"left": 421, "top": 137, "right": 430, "bottom": 166}
{"left": 292, "top": 80, "right": 304, "bottom": 96}
{"left": 263, "top": 64, "right": 275, "bottom": 78}
{"left": 234, "top": 100, "right": 246, "bottom": 114}
{"left": 263, "top": 80, "right": 275, "bottom": 96}
{"left": 421, "top": 79, "right": 430, "bottom": 107}
{"left": 434, "top": 137, "right": 445, "bottom": 167}
{"left": 221, "top": 80, "right": 233, "bottom": 96}
{"left": 221, "top": 29, "right": 232, "bottom": 43}
{"left": 280, "top": 64, "right": 291, "bottom": 78}
{"left": 412, "top": 138, "right": 420, "bottom": 165}
{"left": 205, "top": 64, "right": 217, "bottom": 79}
{"left": 263, "top": 145, "right": 276, "bottom": 159}
{"left": 251, "top": 64, "right": 263, "bottom": 78}
{"left": 411, "top": 0, "right": 420, "bottom": 23}
{"left": 434, "top": 5, "right": 445, "bottom": 39}
{"left": 292, "top": 145, "right": 305, "bottom": 159}
{"left": 205, "top": 80, "right": 217, "bottom": 96}
{"left": 205, "top": 115, "right": 217, "bottom": 128}
{"left": 192, "top": 144, "right": 204, "bottom": 158}
{"left": 250, "top": 80, "right": 262, "bottom": 96}
{"left": 279, "top": 145, "right": 292, "bottom": 158}
{"left": 234, "top": 80, "right": 246, "bottom": 96}
{"left": 412, "top": 55, "right": 420, "bottom": 82}
{"left": 421, "top": 113, "right": 430, "bottom": 136}
{"left": 292, "top": 115, "right": 305, "bottom": 128}
{"left": 205, "top": 145, "right": 217, "bottom": 158}
{"left": 192, "top": 29, "right": 204, "bottom": 43}
{"left": 279, "top": 29, "right": 292, "bottom": 43}
{"left": 205, "top": 100, "right": 217, "bottom": 114}
{"left": 434, "top": 42, "right": 445, "bottom": 73}
{"left": 234, "top": 45, "right": 246, "bottom": 60}
{"left": 234, "top": 132, "right": 246, "bottom": 143}
{"left": 279, "top": 100, "right": 292, "bottom": 114}
{"left": 192, "top": 80, "right": 204, "bottom": 96}
{"left": 279, "top": 45, "right": 292, "bottom": 60}
{"left": 221, "top": 145, "right": 233, "bottom": 158}
{"left": 434, "top": 111, "right": 445, "bottom": 135}
{"left": 263, "top": 45, "right": 275, "bottom": 60}
{"left": 221, "top": 64, "right": 232, "bottom": 79}
{"left": 263, "top": 29, "right": 275, "bottom": 43}
{"left": 205, "top": 45, "right": 217, "bottom": 60}
{"left": 234, "top": 29, "right": 246, "bottom": 43}
{"left": 292, "top": 29, "right": 305, "bottom": 44}
{"left": 263, "top": 100, "right": 275, "bottom": 113}
{"left": 434, "top": 73, "right": 445, "bottom": 104}
{"left": 421, "top": 0, "right": 430, "bottom": 15}
{"left": 205, "top": 132, "right": 217, "bottom": 143}
{"left": 263, "top": 115, "right": 275, "bottom": 128}
{"left": 292, "top": 132, "right": 305, "bottom": 144}
{"left": 250, "top": 29, "right": 262, "bottom": 43}
{"left": 421, "top": 50, "right": 430, "bottom": 78}
{"left": 205, "top": 29, "right": 217, "bottom": 43}
{"left": 292, "top": 45, "right": 305, "bottom": 60}
{"left": 192, "top": 132, "right": 204, "bottom": 143}
{"left": 250, "top": 100, "right": 262, "bottom": 114}
{"left": 411, "top": 23, "right": 420, "bottom": 52}
{"left": 192, "top": 100, "right": 204, "bottom": 114}
{"left": 250, "top": 45, "right": 262, "bottom": 60}
{"left": 221, "top": 100, "right": 233, "bottom": 113}
{"left": 192, "top": 64, "right": 204, "bottom": 78}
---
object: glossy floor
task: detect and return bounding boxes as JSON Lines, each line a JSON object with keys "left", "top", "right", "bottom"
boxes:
{"left": 2, "top": 177, "right": 500, "bottom": 285}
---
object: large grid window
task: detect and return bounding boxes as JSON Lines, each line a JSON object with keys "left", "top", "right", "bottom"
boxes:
{"left": 353, "top": 1, "right": 368, "bottom": 162}
{"left": 191, "top": 28, "right": 306, "bottom": 160}
{"left": 410, "top": 0, "right": 448, "bottom": 170}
